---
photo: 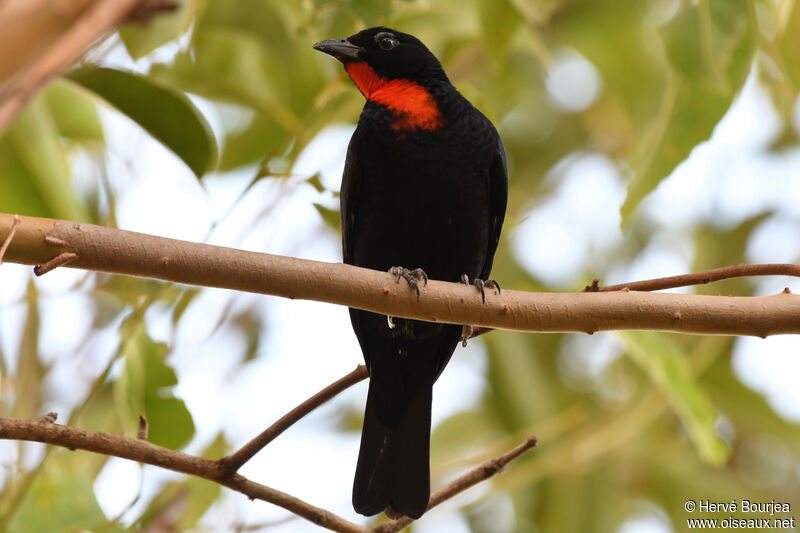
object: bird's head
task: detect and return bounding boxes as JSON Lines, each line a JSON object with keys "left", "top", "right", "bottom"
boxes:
{"left": 313, "top": 27, "right": 447, "bottom": 131}
{"left": 313, "top": 27, "right": 443, "bottom": 82}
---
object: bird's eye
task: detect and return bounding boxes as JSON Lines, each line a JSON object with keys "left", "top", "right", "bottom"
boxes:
{"left": 376, "top": 33, "right": 398, "bottom": 51}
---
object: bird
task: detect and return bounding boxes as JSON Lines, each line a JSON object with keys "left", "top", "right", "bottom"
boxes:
{"left": 313, "top": 27, "right": 508, "bottom": 519}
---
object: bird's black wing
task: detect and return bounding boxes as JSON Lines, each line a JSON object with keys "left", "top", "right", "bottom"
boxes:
{"left": 480, "top": 136, "right": 509, "bottom": 280}
{"left": 340, "top": 131, "right": 363, "bottom": 266}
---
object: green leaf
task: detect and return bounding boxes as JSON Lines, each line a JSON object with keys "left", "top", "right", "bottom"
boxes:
{"left": 119, "top": 0, "right": 198, "bottom": 60}
{"left": 693, "top": 214, "right": 768, "bottom": 296}
{"left": 306, "top": 171, "right": 325, "bottom": 193}
{"left": 12, "top": 280, "right": 45, "bottom": 419}
{"left": 479, "top": 0, "right": 522, "bottom": 61}
{"left": 219, "top": 112, "right": 286, "bottom": 170}
{"left": 484, "top": 332, "right": 564, "bottom": 430}
{"left": 8, "top": 459, "right": 117, "bottom": 533}
{"left": 67, "top": 67, "right": 217, "bottom": 177}
{"left": 704, "top": 351, "right": 800, "bottom": 443}
{"left": 1, "top": 94, "right": 89, "bottom": 221}
{"left": 621, "top": 79, "right": 729, "bottom": 224}
{"left": 172, "top": 287, "right": 201, "bottom": 325}
{"left": 431, "top": 408, "right": 504, "bottom": 466}
{"left": 0, "top": 140, "right": 52, "bottom": 220}
{"left": 155, "top": 27, "right": 293, "bottom": 117}
{"left": 43, "top": 80, "right": 104, "bottom": 141}
{"left": 178, "top": 433, "right": 228, "bottom": 527}
{"left": 759, "top": 0, "right": 800, "bottom": 145}
{"left": 313, "top": 202, "right": 340, "bottom": 232}
{"left": 621, "top": 1, "right": 756, "bottom": 224}
{"left": 115, "top": 326, "right": 195, "bottom": 449}
{"left": 777, "top": 0, "right": 800, "bottom": 87}
{"left": 619, "top": 331, "right": 729, "bottom": 466}
{"left": 135, "top": 433, "right": 228, "bottom": 531}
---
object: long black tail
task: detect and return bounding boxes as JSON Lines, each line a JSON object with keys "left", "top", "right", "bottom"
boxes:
{"left": 352, "top": 376, "right": 432, "bottom": 519}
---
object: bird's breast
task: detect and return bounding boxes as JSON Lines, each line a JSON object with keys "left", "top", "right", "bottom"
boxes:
{"left": 346, "top": 62, "right": 444, "bottom": 132}
{"left": 348, "top": 125, "right": 492, "bottom": 282}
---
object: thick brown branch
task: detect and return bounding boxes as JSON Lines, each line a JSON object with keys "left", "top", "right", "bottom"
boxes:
{"left": 0, "top": 0, "right": 166, "bottom": 131}
{"left": 0, "top": 416, "right": 369, "bottom": 533}
{"left": 587, "top": 263, "right": 800, "bottom": 292}
{"left": 2, "top": 213, "right": 800, "bottom": 337}
{"left": 220, "top": 365, "right": 368, "bottom": 475}
{"left": 374, "top": 436, "right": 538, "bottom": 533}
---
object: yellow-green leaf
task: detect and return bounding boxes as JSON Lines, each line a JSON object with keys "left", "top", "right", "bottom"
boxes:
{"left": 9, "top": 459, "right": 118, "bottom": 533}
{"left": 620, "top": 331, "right": 729, "bottom": 466}
{"left": 43, "top": 80, "right": 104, "bottom": 141}
{"left": 67, "top": 67, "right": 217, "bottom": 178}
{"left": 115, "top": 326, "right": 195, "bottom": 449}
{"left": 2, "top": 94, "right": 89, "bottom": 221}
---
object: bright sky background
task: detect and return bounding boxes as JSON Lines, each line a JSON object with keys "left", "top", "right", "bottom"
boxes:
{"left": 1, "top": 42, "right": 799, "bottom": 533}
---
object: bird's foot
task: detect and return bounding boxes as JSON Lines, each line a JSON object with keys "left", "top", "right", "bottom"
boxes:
{"left": 460, "top": 274, "right": 501, "bottom": 304}
{"left": 389, "top": 266, "right": 428, "bottom": 301}
{"left": 461, "top": 325, "right": 473, "bottom": 347}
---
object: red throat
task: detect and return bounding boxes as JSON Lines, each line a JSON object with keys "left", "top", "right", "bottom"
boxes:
{"left": 346, "top": 62, "right": 443, "bottom": 132}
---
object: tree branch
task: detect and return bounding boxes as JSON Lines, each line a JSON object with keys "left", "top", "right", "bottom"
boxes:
{"left": 374, "top": 436, "right": 538, "bottom": 533}
{"left": 0, "top": 415, "right": 370, "bottom": 533}
{"left": 0, "top": 415, "right": 536, "bottom": 533}
{"left": 0, "top": 398, "right": 536, "bottom": 532}
{"left": 220, "top": 365, "right": 368, "bottom": 475}
{"left": 585, "top": 263, "right": 800, "bottom": 292}
{"left": 0, "top": 0, "right": 173, "bottom": 132}
{"left": 1, "top": 213, "right": 799, "bottom": 338}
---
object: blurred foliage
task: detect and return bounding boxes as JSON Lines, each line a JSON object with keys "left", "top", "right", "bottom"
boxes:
{"left": 1, "top": 0, "right": 800, "bottom": 532}
{"left": 67, "top": 67, "right": 217, "bottom": 177}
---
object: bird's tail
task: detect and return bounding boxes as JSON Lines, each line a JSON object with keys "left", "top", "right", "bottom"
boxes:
{"left": 352, "top": 375, "right": 432, "bottom": 519}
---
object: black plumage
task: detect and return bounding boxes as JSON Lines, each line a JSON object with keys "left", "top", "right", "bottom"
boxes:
{"left": 313, "top": 27, "right": 508, "bottom": 519}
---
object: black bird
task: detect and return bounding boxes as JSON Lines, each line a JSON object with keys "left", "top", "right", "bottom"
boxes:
{"left": 313, "top": 27, "right": 508, "bottom": 519}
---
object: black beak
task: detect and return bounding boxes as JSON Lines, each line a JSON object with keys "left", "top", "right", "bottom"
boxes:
{"left": 312, "top": 38, "right": 363, "bottom": 62}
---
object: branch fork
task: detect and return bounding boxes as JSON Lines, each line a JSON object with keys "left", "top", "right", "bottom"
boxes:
{"left": 0, "top": 365, "right": 537, "bottom": 533}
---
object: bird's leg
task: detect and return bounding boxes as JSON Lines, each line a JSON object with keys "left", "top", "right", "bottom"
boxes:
{"left": 389, "top": 266, "right": 428, "bottom": 301}
{"left": 459, "top": 274, "right": 473, "bottom": 347}
{"left": 460, "top": 274, "right": 501, "bottom": 304}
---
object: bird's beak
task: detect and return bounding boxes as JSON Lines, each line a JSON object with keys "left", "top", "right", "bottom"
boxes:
{"left": 312, "top": 38, "right": 363, "bottom": 62}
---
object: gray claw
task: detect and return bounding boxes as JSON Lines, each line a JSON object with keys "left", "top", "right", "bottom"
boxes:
{"left": 485, "top": 279, "right": 501, "bottom": 295}
{"left": 473, "top": 278, "right": 486, "bottom": 304}
{"left": 389, "top": 266, "right": 428, "bottom": 301}
{"left": 461, "top": 274, "right": 501, "bottom": 304}
{"left": 461, "top": 325, "right": 473, "bottom": 347}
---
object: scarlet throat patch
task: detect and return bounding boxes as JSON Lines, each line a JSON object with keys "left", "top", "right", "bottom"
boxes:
{"left": 346, "top": 62, "right": 443, "bottom": 132}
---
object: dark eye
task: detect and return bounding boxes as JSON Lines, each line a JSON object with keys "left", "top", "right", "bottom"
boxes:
{"left": 376, "top": 33, "right": 398, "bottom": 51}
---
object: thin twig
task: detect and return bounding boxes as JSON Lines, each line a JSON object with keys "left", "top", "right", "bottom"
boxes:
{"left": 0, "top": 416, "right": 369, "bottom": 533}
{"left": 374, "top": 436, "right": 538, "bottom": 533}
{"left": 137, "top": 415, "right": 148, "bottom": 440}
{"left": 220, "top": 365, "right": 368, "bottom": 475}
{"left": 33, "top": 252, "right": 78, "bottom": 276}
{"left": 0, "top": 214, "right": 19, "bottom": 264}
{"left": 585, "top": 263, "right": 800, "bottom": 293}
